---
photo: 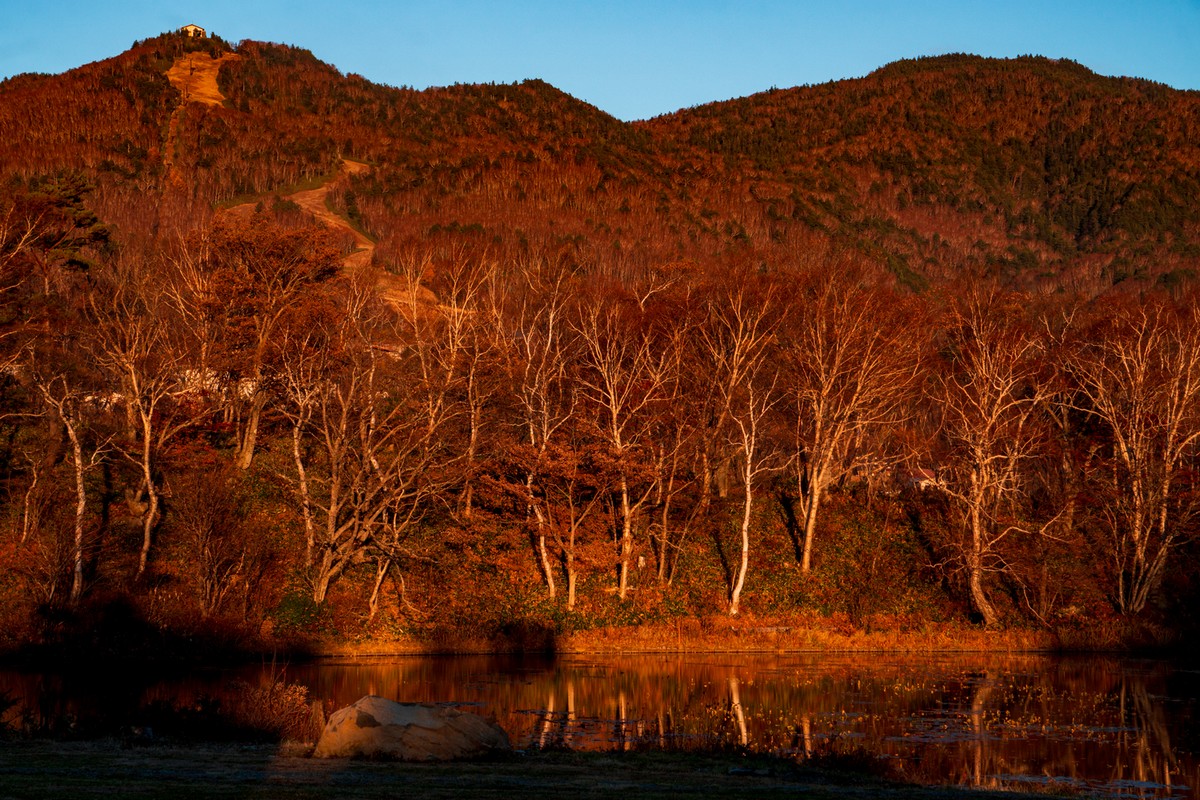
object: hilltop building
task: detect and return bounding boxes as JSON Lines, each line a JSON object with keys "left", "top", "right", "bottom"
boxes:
{"left": 180, "top": 24, "right": 206, "bottom": 38}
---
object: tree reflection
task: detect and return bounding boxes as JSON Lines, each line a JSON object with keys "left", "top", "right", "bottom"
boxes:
{"left": 1115, "top": 670, "right": 1179, "bottom": 796}
{"left": 729, "top": 675, "right": 747, "bottom": 747}
{"left": 967, "top": 671, "right": 995, "bottom": 789}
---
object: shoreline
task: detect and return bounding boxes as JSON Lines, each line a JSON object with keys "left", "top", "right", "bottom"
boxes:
{"left": 309, "top": 613, "right": 1175, "bottom": 661}
{"left": 0, "top": 612, "right": 1182, "bottom": 671}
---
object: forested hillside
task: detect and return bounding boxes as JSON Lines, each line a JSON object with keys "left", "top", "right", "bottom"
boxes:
{"left": 1, "top": 31, "right": 1198, "bottom": 657}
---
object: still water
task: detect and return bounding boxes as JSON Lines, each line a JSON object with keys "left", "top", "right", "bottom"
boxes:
{"left": 3, "top": 652, "right": 1198, "bottom": 797}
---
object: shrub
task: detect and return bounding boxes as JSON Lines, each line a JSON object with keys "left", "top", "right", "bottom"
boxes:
{"left": 222, "top": 674, "right": 323, "bottom": 742}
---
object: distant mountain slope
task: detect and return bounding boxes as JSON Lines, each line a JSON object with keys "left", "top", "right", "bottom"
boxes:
{"left": 644, "top": 54, "right": 1200, "bottom": 291}
{"left": 2, "top": 34, "right": 1197, "bottom": 295}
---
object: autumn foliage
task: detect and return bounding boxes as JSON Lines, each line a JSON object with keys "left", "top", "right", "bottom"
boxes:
{"left": 1, "top": 32, "right": 1199, "bottom": 655}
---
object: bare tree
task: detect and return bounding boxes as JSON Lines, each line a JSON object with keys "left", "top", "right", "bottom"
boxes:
{"left": 697, "top": 278, "right": 779, "bottom": 615}
{"left": 1068, "top": 301, "right": 1200, "bottom": 615}
{"left": 491, "top": 260, "right": 580, "bottom": 599}
{"left": 778, "top": 270, "right": 918, "bottom": 573}
{"left": 168, "top": 466, "right": 255, "bottom": 618}
{"left": 934, "top": 290, "right": 1048, "bottom": 626}
{"left": 645, "top": 321, "right": 699, "bottom": 585}
{"left": 187, "top": 214, "right": 341, "bottom": 471}
{"left": 0, "top": 193, "right": 41, "bottom": 276}
{"left": 87, "top": 256, "right": 207, "bottom": 577}
{"left": 427, "top": 259, "right": 500, "bottom": 521}
{"left": 575, "top": 292, "right": 675, "bottom": 599}
{"left": 4, "top": 182, "right": 109, "bottom": 604}
{"left": 535, "top": 432, "right": 613, "bottom": 609}
{"left": 30, "top": 373, "right": 107, "bottom": 605}
{"left": 367, "top": 261, "right": 481, "bottom": 611}
{"left": 280, "top": 282, "right": 446, "bottom": 604}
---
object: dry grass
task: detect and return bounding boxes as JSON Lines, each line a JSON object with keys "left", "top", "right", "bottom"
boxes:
{"left": 306, "top": 613, "right": 1060, "bottom": 657}
{"left": 291, "top": 608, "right": 1183, "bottom": 658}
{"left": 559, "top": 613, "right": 1056, "bottom": 654}
{"left": 165, "top": 51, "right": 240, "bottom": 106}
{"left": 1050, "top": 618, "right": 1180, "bottom": 652}
{"left": 221, "top": 676, "right": 326, "bottom": 743}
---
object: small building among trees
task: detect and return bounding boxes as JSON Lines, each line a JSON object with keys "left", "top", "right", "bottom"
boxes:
{"left": 180, "top": 24, "right": 206, "bottom": 38}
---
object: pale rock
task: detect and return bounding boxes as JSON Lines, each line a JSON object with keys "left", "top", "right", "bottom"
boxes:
{"left": 312, "top": 695, "right": 510, "bottom": 760}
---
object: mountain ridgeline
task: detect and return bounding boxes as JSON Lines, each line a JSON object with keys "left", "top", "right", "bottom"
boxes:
{"left": 2, "top": 32, "right": 1198, "bottom": 294}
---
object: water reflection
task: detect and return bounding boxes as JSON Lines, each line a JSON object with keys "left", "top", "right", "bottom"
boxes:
{"left": 1, "top": 653, "right": 1197, "bottom": 798}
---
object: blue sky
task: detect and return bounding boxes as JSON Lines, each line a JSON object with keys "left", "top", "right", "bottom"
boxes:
{"left": 2, "top": 1, "right": 1198, "bottom": 120}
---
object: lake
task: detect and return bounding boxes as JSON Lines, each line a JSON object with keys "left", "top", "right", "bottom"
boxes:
{"left": 3, "top": 652, "right": 1197, "bottom": 798}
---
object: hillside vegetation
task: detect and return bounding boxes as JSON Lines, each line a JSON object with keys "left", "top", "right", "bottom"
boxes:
{"left": 0, "top": 32, "right": 1198, "bottom": 657}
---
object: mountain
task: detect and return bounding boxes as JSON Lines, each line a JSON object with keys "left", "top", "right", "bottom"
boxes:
{"left": 645, "top": 54, "right": 1200, "bottom": 292}
{"left": 2, "top": 32, "right": 1199, "bottom": 295}
{"left": 7, "top": 30, "right": 1200, "bottom": 648}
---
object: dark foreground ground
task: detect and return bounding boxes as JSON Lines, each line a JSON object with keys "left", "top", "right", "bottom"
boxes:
{"left": 0, "top": 741, "right": 1090, "bottom": 800}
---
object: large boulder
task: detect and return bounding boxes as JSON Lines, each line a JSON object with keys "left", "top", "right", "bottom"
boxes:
{"left": 312, "top": 695, "right": 511, "bottom": 760}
